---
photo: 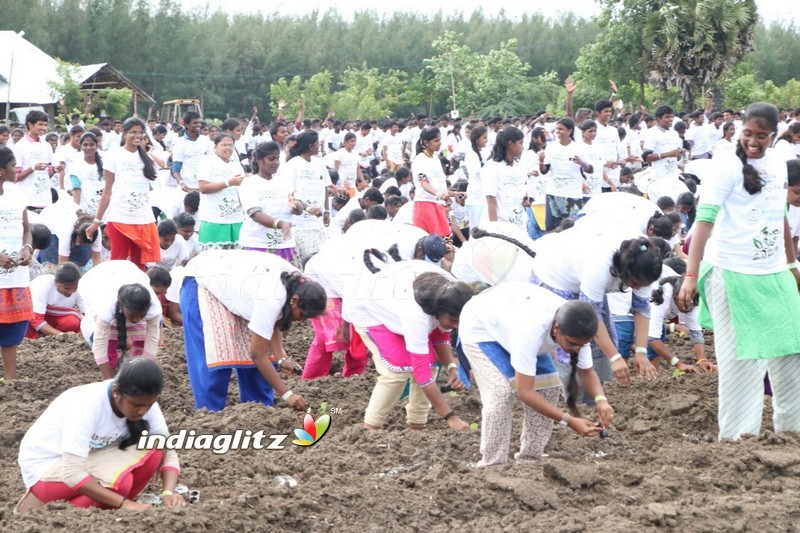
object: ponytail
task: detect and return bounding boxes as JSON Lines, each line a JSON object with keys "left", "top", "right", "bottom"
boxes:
{"left": 278, "top": 271, "right": 326, "bottom": 331}
{"left": 610, "top": 237, "right": 663, "bottom": 291}
{"left": 386, "top": 244, "right": 403, "bottom": 263}
{"left": 115, "top": 283, "right": 153, "bottom": 358}
{"left": 363, "top": 248, "right": 388, "bottom": 274}
{"left": 735, "top": 142, "right": 764, "bottom": 195}
{"left": 566, "top": 351, "right": 580, "bottom": 416}
{"left": 115, "top": 301, "right": 128, "bottom": 357}
{"left": 650, "top": 275, "right": 681, "bottom": 305}
{"left": 471, "top": 228, "right": 537, "bottom": 259}
{"left": 137, "top": 145, "right": 157, "bottom": 181}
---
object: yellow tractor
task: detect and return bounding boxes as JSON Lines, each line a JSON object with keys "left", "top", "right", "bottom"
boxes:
{"left": 159, "top": 99, "right": 202, "bottom": 124}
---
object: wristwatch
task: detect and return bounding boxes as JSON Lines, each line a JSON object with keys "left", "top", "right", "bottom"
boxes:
{"left": 559, "top": 413, "right": 571, "bottom": 429}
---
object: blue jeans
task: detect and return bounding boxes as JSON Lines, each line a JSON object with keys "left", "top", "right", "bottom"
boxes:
{"left": 613, "top": 316, "right": 634, "bottom": 359}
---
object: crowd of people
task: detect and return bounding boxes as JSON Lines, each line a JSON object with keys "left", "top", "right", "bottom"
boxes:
{"left": 3, "top": 81, "right": 800, "bottom": 512}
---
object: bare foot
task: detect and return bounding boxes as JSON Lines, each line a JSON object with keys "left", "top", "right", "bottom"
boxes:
{"left": 14, "top": 491, "right": 45, "bottom": 514}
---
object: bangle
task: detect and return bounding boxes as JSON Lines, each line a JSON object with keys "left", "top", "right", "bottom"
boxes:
{"left": 634, "top": 346, "right": 648, "bottom": 355}
{"left": 697, "top": 358, "right": 708, "bottom": 364}
{"left": 224, "top": 178, "right": 231, "bottom": 188}
{"left": 117, "top": 497, "right": 126, "bottom": 509}
{"left": 670, "top": 356, "right": 680, "bottom": 366}
{"left": 161, "top": 490, "right": 174, "bottom": 497}
{"left": 594, "top": 395, "right": 608, "bottom": 403}
{"left": 443, "top": 411, "right": 456, "bottom": 421}
{"left": 669, "top": 323, "right": 676, "bottom": 333}
{"left": 447, "top": 362, "right": 458, "bottom": 371}
{"left": 609, "top": 353, "right": 623, "bottom": 364}
{"left": 323, "top": 209, "right": 330, "bottom": 214}
{"left": 273, "top": 219, "right": 281, "bottom": 230}
{"left": 22, "top": 244, "right": 33, "bottom": 252}
{"left": 685, "top": 272, "right": 698, "bottom": 279}
{"left": 281, "top": 390, "right": 294, "bottom": 402}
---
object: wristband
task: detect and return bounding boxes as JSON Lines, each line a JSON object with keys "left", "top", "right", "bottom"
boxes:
{"left": 323, "top": 209, "right": 330, "bottom": 214}
{"left": 224, "top": 178, "right": 231, "bottom": 188}
{"left": 669, "top": 323, "right": 676, "bottom": 333}
{"left": 559, "top": 412, "right": 571, "bottom": 428}
{"left": 281, "top": 390, "right": 294, "bottom": 402}
{"left": 443, "top": 411, "right": 456, "bottom": 421}
{"left": 594, "top": 395, "right": 608, "bottom": 403}
{"left": 22, "top": 244, "right": 33, "bottom": 252}
{"left": 634, "top": 346, "right": 648, "bottom": 355}
{"left": 161, "top": 490, "right": 174, "bottom": 497}
{"left": 658, "top": 153, "right": 661, "bottom": 160}
{"left": 609, "top": 353, "right": 623, "bottom": 364}
{"left": 92, "top": 218, "right": 102, "bottom": 224}
{"left": 447, "top": 362, "right": 458, "bottom": 371}
{"left": 685, "top": 272, "right": 698, "bottom": 279}
{"left": 788, "top": 261, "right": 799, "bottom": 270}
{"left": 669, "top": 356, "right": 680, "bottom": 366}
{"left": 273, "top": 219, "right": 281, "bottom": 230}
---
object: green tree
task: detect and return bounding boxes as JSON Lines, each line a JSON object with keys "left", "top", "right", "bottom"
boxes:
{"left": 641, "top": 0, "right": 757, "bottom": 111}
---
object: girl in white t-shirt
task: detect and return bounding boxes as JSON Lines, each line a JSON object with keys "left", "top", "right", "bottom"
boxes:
{"left": 579, "top": 119, "right": 611, "bottom": 196}
{"left": 678, "top": 102, "right": 800, "bottom": 441}
{"left": 25, "top": 262, "right": 84, "bottom": 338}
{"left": 531, "top": 228, "right": 663, "bottom": 392}
{"left": 196, "top": 133, "right": 245, "bottom": 249}
{"left": 344, "top": 259, "right": 472, "bottom": 431}
{"left": 460, "top": 286, "right": 611, "bottom": 466}
{"left": 0, "top": 146, "right": 34, "bottom": 380}
{"left": 180, "top": 250, "right": 327, "bottom": 411}
{"left": 85, "top": 118, "right": 160, "bottom": 271}
{"left": 464, "top": 126, "right": 488, "bottom": 230}
{"left": 540, "top": 117, "right": 593, "bottom": 230}
{"left": 78, "top": 260, "right": 165, "bottom": 379}
{"left": 334, "top": 132, "right": 364, "bottom": 194}
{"left": 68, "top": 132, "right": 104, "bottom": 216}
{"left": 238, "top": 141, "right": 304, "bottom": 268}
{"left": 15, "top": 358, "right": 185, "bottom": 513}
{"left": 712, "top": 122, "right": 736, "bottom": 159}
{"left": 482, "top": 126, "right": 528, "bottom": 231}
{"left": 283, "top": 131, "right": 330, "bottom": 259}
{"left": 411, "top": 128, "right": 459, "bottom": 237}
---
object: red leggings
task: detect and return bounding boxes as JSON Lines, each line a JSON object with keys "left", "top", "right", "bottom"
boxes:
{"left": 30, "top": 450, "right": 164, "bottom": 509}
{"left": 26, "top": 313, "right": 82, "bottom": 339}
{"left": 106, "top": 222, "right": 145, "bottom": 271}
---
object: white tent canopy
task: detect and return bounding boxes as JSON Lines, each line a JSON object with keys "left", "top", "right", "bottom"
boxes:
{"left": 0, "top": 31, "right": 154, "bottom": 109}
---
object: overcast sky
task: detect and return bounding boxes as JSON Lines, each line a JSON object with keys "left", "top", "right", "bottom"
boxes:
{"left": 179, "top": 0, "right": 798, "bottom": 23}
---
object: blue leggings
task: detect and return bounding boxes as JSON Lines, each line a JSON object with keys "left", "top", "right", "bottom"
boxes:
{"left": 180, "top": 276, "right": 273, "bottom": 411}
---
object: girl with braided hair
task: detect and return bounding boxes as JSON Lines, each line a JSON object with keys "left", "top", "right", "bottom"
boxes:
{"left": 180, "top": 250, "right": 326, "bottom": 411}
{"left": 78, "top": 261, "right": 165, "bottom": 379}
{"left": 678, "top": 102, "right": 800, "bottom": 440}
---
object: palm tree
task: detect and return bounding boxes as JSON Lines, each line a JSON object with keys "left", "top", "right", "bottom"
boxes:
{"left": 641, "top": 0, "right": 757, "bottom": 111}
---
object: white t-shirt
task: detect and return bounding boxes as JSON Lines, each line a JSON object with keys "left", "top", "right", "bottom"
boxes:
{"left": 713, "top": 138, "right": 736, "bottom": 158}
{"left": 411, "top": 152, "right": 447, "bottom": 204}
{"left": 196, "top": 154, "right": 245, "bottom": 224}
{"left": 451, "top": 221, "right": 536, "bottom": 286}
{"left": 172, "top": 135, "right": 213, "bottom": 188}
{"left": 576, "top": 192, "right": 662, "bottom": 234}
{"left": 103, "top": 147, "right": 156, "bottom": 224}
{"left": 164, "top": 265, "right": 185, "bottom": 304}
{"left": 543, "top": 140, "right": 590, "bottom": 199}
{"left": 54, "top": 208, "right": 102, "bottom": 258}
{"left": 463, "top": 150, "right": 484, "bottom": 207}
{"left": 595, "top": 122, "right": 623, "bottom": 186}
{"left": 18, "top": 380, "right": 172, "bottom": 488}
{"left": 480, "top": 159, "right": 529, "bottom": 228}
{"left": 392, "top": 200, "right": 415, "bottom": 226}
{"left": 334, "top": 148, "right": 360, "bottom": 187}
{"left": 149, "top": 187, "right": 184, "bottom": 221}
{"left": 642, "top": 126, "right": 682, "bottom": 181}
{"left": 381, "top": 133, "right": 404, "bottom": 164}
{"left": 55, "top": 144, "right": 82, "bottom": 176}
{"left": 238, "top": 174, "right": 296, "bottom": 250}
{"left": 701, "top": 150, "right": 788, "bottom": 274}
{"left": 0, "top": 188, "right": 30, "bottom": 288}
{"left": 459, "top": 283, "right": 592, "bottom": 376}
{"left": 648, "top": 266, "right": 701, "bottom": 338}
{"left": 283, "top": 156, "right": 328, "bottom": 230}
{"left": 788, "top": 205, "right": 800, "bottom": 239}
{"left": 772, "top": 140, "right": 797, "bottom": 163}
{"left": 30, "top": 274, "right": 86, "bottom": 315}
{"left": 342, "top": 260, "right": 449, "bottom": 354}
{"left": 532, "top": 226, "right": 655, "bottom": 303}
{"left": 184, "top": 250, "right": 299, "bottom": 339}
{"left": 68, "top": 158, "right": 104, "bottom": 216}
{"left": 12, "top": 135, "right": 53, "bottom": 208}
{"left": 580, "top": 141, "right": 607, "bottom": 196}
{"left": 149, "top": 236, "right": 189, "bottom": 270}
{"left": 686, "top": 123, "right": 713, "bottom": 156}
{"left": 78, "top": 260, "right": 162, "bottom": 341}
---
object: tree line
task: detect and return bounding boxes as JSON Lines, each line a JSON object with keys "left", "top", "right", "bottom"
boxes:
{"left": 2, "top": 0, "right": 799, "bottom": 119}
